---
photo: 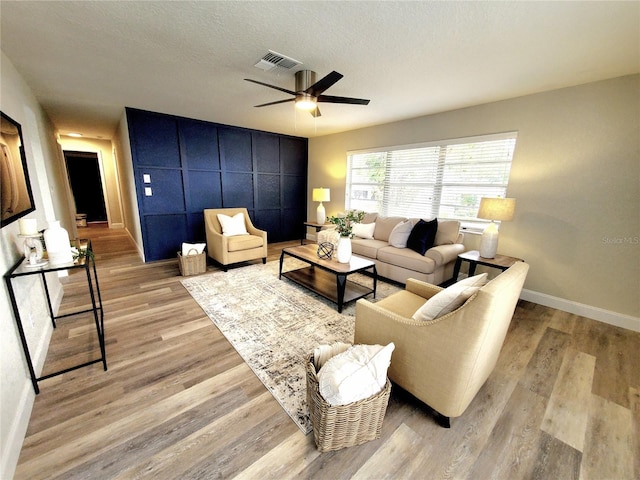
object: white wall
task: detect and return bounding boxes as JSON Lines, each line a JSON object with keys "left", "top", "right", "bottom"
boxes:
{"left": 309, "top": 75, "right": 639, "bottom": 329}
{"left": 0, "top": 51, "right": 68, "bottom": 479}
{"left": 112, "top": 110, "right": 144, "bottom": 258}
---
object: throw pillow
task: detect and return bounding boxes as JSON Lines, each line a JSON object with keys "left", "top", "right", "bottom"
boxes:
{"left": 373, "top": 216, "right": 406, "bottom": 242}
{"left": 313, "top": 342, "right": 352, "bottom": 370}
{"left": 407, "top": 218, "right": 438, "bottom": 255}
{"left": 181, "top": 242, "right": 206, "bottom": 256}
{"left": 434, "top": 220, "right": 460, "bottom": 245}
{"left": 388, "top": 220, "right": 414, "bottom": 248}
{"left": 217, "top": 212, "right": 248, "bottom": 236}
{"left": 318, "top": 343, "right": 395, "bottom": 406}
{"left": 352, "top": 222, "right": 376, "bottom": 239}
{"left": 412, "top": 273, "right": 488, "bottom": 321}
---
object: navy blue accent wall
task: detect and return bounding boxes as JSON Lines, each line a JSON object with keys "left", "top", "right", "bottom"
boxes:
{"left": 127, "top": 108, "right": 308, "bottom": 261}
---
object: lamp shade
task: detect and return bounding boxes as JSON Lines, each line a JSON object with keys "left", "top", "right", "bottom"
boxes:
{"left": 312, "top": 188, "right": 330, "bottom": 203}
{"left": 477, "top": 197, "right": 516, "bottom": 222}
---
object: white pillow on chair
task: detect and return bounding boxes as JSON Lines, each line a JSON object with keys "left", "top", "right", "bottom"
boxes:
{"left": 217, "top": 213, "right": 248, "bottom": 236}
{"left": 412, "top": 273, "right": 488, "bottom": 321}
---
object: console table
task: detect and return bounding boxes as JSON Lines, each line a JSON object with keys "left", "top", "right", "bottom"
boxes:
{"left": 453, "top": 250, "right": 524, "bottom": 282}
{"left": 4, "top": 239, "right": 107, "bottom": 394}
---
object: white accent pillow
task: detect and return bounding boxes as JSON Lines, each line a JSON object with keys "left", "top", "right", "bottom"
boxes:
{"left": 352, "top": 222, "right": 376, "bottom": 239}
{"left": 217, "top": 213, "right": 248, "bottom": 236}
{"left": 181, "top": 242, "right": 206, "bottom": 256}
{"left": 388, "top": 220, "right": 414, "bottom": 248}
{"left": 412, "top": 273, "right": 488, "bottom": 321}
{"left": 318, "top": 343, "right": 395, "bottom": 406}
{"left": 313, "top": 342, "right": 351, "bottom": 371}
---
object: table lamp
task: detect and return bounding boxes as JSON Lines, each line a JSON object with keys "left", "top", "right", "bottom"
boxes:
{"left": 477, "top": 197, "right": 516, "bottom": 258}
{"left": 18, "top": 218, "right": 47, "bottom": 267}
{"left": 312, "top": 188, "right": 330, "bottom": 225}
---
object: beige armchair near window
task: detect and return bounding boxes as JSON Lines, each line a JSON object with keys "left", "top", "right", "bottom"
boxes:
{"left": 354, "top": 261, "right": 529, "bottom": 427}
{"left": 204, "top": 208, "right": 267, "bottom": 271}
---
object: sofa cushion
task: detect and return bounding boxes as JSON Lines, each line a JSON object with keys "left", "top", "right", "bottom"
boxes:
{"left": 352, "top": 222, "right": 376, "bottom": 239}
{"left": 373, "top": 216, "right": 406, "bottom": 242}
{"left": 412, "top": 273, "right": 488, "bottom": 321}
{"left": 227, "top": 234, "right": 264, "bottom": 252}
{"left": 407, "top": 218, "right": 438, "bottom": 255}
{"left": 377, "top": 246, "right": 437, "bottom": 274}
{"left": 351, "top": 238, "right": 388, "bottom": 259}
{"left": 373, "top": 289, "right": 431, "bottom": 318}
{"left": 318, "top": 343, "right": 395, "bottom": 406}
{"left": 362, "top": 212, "right": 378, "bottom": 224}
{"left": 435, "top": 220, "right": 461, "bottom": 246}
{"left": 388, "top": 220, "right": 414, "bottom": 248}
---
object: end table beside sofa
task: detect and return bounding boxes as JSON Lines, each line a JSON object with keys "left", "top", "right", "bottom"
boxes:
{"left": 453, "top": 250, "right": 524, "bottom": 281}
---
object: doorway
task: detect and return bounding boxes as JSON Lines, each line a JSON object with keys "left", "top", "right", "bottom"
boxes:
{"left": 63, "top": 151, "right": 108, "bottom": 223}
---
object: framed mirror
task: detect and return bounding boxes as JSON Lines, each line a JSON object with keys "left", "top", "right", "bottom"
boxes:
{"left": 1, "top": 111, "right": 36, "bottom": 228}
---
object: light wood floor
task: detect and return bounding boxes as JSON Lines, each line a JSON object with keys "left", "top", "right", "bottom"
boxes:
{"left": 15, "top": 225, "right": 639, "bottom": 479}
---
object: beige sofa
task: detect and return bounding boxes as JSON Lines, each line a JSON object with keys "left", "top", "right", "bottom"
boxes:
{"left": 354, "top": 261, "right": 529, "bottom": 427}
{"left": 322, "top": 214, "right": 465, "bottom": 285}
{"left": 204, "top": 208, "right": 267, "bottom": 271}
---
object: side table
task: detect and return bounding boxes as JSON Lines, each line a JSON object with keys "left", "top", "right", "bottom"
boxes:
{"left": 453, "top": 250, "right": 524, "bottom": 282}
{"left": 4, "top": 239, "right": 107, "bottom": 394}
{"left": 302, "top": 221, "right": 329, "bottom": 244}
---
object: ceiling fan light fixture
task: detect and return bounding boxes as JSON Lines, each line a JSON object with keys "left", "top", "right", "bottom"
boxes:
{"left": 245, "top": 69, "right": 368, "bottom": 117}
{"left": 295, "top": 93, "right": 317, "bottom": 111}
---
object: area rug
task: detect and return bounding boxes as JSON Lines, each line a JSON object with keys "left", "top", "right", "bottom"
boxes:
{"left": 180, "top": 258, "right": 400, "bottom": 434}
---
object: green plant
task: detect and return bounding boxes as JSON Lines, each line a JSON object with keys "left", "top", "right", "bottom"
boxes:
{"left": 328, "top": 210, "right": 365, "bottom": 237}
{"left": 71, "top": 244, "right": 94, "bottom": 262}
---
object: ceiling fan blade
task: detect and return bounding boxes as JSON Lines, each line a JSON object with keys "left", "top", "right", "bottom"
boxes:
{"left": 254, "top": 98, "right": 295, "bottom": 108}
{"left": 305, "top": 71, "right": 343, "bottom": 97}
{"left": 317, "top": 95, "right": 370, "bottom": 105}
{"left": 245, "top": 78, "right": 296, "bottom": 96}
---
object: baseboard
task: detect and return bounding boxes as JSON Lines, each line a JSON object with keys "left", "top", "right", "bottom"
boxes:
{"left": 110, "top": 222, "right": 125, "bottom": 229}
{"left": 124, "top": 228, "right": 145, "bottom": 261}
{"left": 1, "top": 382, "right": 34, "bottom": 479}
{"left": 1, "top": 314, "right": 54, "bottom": 480}
{"left": 520, "top": 289, "right": 640, "bottom": 332}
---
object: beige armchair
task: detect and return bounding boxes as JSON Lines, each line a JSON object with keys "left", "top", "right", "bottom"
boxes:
{"left": 354, "top": 262, "right": 529, "bottom": 427}
{"left": 204, "top": 208, "right": 267, "bottom": 271}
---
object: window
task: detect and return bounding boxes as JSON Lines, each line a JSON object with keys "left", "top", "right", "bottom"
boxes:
{"left": 346, "top": 132, "right": 517, "bottom": 230}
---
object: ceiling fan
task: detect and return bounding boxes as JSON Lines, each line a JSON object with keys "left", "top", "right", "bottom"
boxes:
{"left": 244, "top": 70, "right": 370, "bottom": 117}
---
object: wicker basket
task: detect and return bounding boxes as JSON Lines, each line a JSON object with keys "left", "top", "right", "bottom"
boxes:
{"left": 177, "top": 249, "right": 206, "bottom": 276}
{"left": 306, "top": 353, "right": 391, "bottom": 452}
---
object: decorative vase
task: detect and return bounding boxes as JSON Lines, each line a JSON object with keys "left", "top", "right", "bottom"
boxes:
{"left": 336, "top": 236, "right": 352, "bottom": 263}
{"left": 44, "top": 220, "right": 73, "bottom": 265}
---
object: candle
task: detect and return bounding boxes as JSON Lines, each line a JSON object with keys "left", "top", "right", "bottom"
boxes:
{"left": 19, "top": 218, "right": 38, "bottom": 236}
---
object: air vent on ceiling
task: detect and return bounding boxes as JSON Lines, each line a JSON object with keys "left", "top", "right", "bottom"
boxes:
{"left": 254, "top": 50, "right": 302, "bottom": 72}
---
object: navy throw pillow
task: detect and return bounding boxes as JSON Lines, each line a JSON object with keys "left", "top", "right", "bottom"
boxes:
{"left": 407, "top": 218, "right": 438, "bottom": 255}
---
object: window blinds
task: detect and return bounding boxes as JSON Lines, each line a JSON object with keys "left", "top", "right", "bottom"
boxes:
{"left": 346, "top": 132, "right": 517, "bottom": 229}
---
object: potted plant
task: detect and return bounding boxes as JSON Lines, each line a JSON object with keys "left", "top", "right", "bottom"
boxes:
{"left": 328, "top": 210, "right": 365, "bottom": 263}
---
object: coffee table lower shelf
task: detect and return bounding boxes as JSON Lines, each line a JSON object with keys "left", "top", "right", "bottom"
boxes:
{"left": 281, "top": 266, "right": 374, "bottom": 313}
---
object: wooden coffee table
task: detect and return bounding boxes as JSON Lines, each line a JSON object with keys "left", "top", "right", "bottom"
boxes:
{"left": 279, "top": 244, "right": 377, "bottom": 313}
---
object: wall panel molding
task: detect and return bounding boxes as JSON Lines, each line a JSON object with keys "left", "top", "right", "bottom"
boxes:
{"left": 126, "top": 108, "right": 307, "bottom": 261}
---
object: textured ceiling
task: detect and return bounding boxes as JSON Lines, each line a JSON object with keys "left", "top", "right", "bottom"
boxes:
{"left": 1, "top": 1, "right": 638, "bottom": 139}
